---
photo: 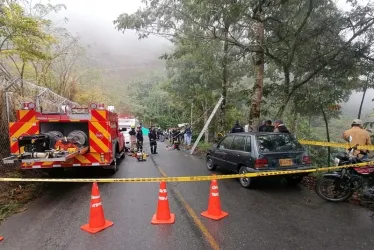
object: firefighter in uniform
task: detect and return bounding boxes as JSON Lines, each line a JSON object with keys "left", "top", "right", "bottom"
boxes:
{"left": 136, "top": 125, "right": 144, "bottom": 152}
{"left": 149, "top": 126, "right": 158, "bottom": 154}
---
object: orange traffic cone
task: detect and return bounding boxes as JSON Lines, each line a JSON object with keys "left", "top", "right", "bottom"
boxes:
{"left": 81, "top": 182, "right": 114, "bottom": 234}
{"left": 151, "top": 181, "right": 175, "bottom": 224}
{"left": 201, "top": 179, "right": 228, "bottom": 220}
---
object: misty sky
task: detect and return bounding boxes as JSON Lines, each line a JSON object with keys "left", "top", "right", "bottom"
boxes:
{"left": 47, "top": 0, "right": 373, "bottom": 118}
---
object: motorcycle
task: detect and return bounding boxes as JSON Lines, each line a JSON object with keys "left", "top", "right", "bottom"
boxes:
{"left": 315, "top": 136, "right": 374, "bottom": 202}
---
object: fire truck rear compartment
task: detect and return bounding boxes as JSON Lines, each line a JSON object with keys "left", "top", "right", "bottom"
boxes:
{"left": 2, "top": 122, "right": 90, "bottom": 164}
{"left": 40, "top": 122, "right": 89, "bottom": 146}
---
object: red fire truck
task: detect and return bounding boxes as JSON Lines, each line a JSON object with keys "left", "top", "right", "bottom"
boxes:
{"left": 2, "top": 102, "right": 125, "bottom": 173}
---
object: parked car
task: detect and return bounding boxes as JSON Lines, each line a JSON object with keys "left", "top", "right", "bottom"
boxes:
{"left": 206, "top": 132, "right": 314, "bottom": 188}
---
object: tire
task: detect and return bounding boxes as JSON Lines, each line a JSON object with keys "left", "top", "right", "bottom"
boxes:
{"left": 120, "top": 150, "right": 125, "bottom": 160}
{"left": 109, "top": 158, "right": 118, "bottom": 174}
{"left": 109, "top": 145, "right": 118, "bottom": 174}
{"left": 239, "top": 166, "right": 254, "bottom": 188}
{"left": 115, "top": 144, "right": 125, "bottom": 160}
{"left": 285, "top": 176, "right": 304, "bottom": 186}
{"left": 315, "top": 177, "right": 354, "bottom": 202}
{"left": 206, "top": 155, "right": 217, "bottom": 171}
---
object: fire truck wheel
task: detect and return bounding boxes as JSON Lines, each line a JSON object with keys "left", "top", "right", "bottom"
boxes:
{"left": 109, "top": 144, "right": 119, "bottom": 174}
{"left": 109, "top": 158, "right": 118, "bottom": 174}
{"left": 115, "top": 143, "right": 125, "bottom": 160}
{"left": 120, "top": 151, "right": 125, "bottom": 160}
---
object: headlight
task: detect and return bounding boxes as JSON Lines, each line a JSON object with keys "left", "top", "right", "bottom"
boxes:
{"left": 334, "top": 158, "right": 340, "bottom": 166}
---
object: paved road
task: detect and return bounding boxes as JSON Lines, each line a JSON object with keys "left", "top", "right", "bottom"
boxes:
{"left": 1, "top": 140, "right": 374, "bottom": 250}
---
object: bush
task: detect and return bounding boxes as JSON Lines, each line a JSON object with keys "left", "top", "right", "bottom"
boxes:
{"left": 197, "top": 142, "right": 212, "bottom": 152}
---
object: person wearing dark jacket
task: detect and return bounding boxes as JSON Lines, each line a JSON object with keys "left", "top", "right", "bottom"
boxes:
{"left": 259, "top": 120, "right": 274, "bottom": 132}
{"left": 231, "top": 121, "right": 244, "bottom": 133}
{"left": 264, "top": 120, "right": 275, "bottom": 132}
{"left": 258, "top": 120, "right": 266, "bottom": 132}
{"left": 129, "top": 126, "right": 136, "bottom": 136}
{"left": 273, "top": 120, "right": 290, "bottom": 134}
{"left": 149, "top": 126, "right": 158, "bottom": 154}
{"left": 136, "top": 125, "right": 144, "bottom": 151}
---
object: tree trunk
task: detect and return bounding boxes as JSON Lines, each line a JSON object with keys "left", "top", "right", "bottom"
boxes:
{"left": 289, "top": 99, "right": 298, "bottom": 133}
{"left": 358, "top": 83, "right": 368, "bottom": 119}
{"left": 219, "top": 37, "right": 229, "bottom": 132}
{"left": 204, "top": 99, "right": 209, "bottom": 143}
{"left": 20, "top": 61, "right": 25, "bottom": 97}
{"left": 307, "top": 115, "right": 311, "bottom": 154}
{"left": 276, "top": 69, "right": 291, "bottom": 118}
{"left": 321, "top": 104, "right": 331, "bottom": 167}
{"left": 248, "top": 15, "right": 264, "bottom": 130}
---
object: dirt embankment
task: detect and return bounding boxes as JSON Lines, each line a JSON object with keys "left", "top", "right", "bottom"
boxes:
{"left": 0, "top": 165, "right": 47, "bottom": 222}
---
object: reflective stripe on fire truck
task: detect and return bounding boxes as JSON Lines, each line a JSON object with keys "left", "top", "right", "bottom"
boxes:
{"left": 9, "top": 110, "right": 39, "bottom": 154}
{"left": 89, "top": 121, "right": 110, "bottom": 153}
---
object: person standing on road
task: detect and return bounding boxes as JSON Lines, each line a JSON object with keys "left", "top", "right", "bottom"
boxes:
{"left": 273, "top": 120, "right": 290, "bottom": 133}
{"left": 136, "top": 125, "right": 144, "bottom": 151}
{"left": 185, "top": 124, "right": 192, "bottom": 146}
{"left": 343, "top": 119, "right": 371, "bottom": 159}
{"left": 231, "top": 120, "right": 244, "bottom": 133}
{"left": 129, "top": 125, "right": 137, "bottom": 152}
{"left": 149, "top": 126, "right": 158, "bottom": 154}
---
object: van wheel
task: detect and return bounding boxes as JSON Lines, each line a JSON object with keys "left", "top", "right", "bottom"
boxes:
{"left": 239, "top": 166, "right": 254, "bottom": 188}
{"left": 206, "top": 155, "right": 217, "bottom": 171}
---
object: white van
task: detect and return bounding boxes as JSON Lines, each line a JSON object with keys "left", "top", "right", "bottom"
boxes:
{"left": 119, "top": 118, "right": 140, "bottom": 150}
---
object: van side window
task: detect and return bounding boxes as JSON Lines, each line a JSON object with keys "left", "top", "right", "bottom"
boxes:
{"left": 232, "top": 136, "right": 245, "bottom": 151}
{"left": 245, "top": 136, "right": 251, "bottom": 152}
{"left": 218, "top": 136, "right": 234, "bottom": 150}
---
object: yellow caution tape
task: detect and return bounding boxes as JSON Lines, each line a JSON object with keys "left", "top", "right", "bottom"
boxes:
{"left": 1, "top": 161, "right": 374, "bottom": 183}
{"left": 299, "top": 140, "right": 374, "bottom": 150}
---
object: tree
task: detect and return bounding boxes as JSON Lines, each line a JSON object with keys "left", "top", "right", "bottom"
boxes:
{"left": 114, "top": 0, "right": 374, "bottom": 129}
{"left": 0, "top": 0, "right": 58, "bottom": 96}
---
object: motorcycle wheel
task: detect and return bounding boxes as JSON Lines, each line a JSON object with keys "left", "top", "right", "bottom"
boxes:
{"left": 315, "top": 177, "right": 354, "bottom": 202}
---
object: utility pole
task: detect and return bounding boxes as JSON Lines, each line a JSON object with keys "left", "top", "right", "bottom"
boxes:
{"left": 190, "top": 96, "right": 224, "bottom": 155}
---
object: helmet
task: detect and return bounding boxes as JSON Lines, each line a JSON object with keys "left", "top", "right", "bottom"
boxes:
{"left": 131, "top": 125, "right": 135, "bottom": 128}
{"left": 352, "top": 119, "right": 363, "bottom": 126}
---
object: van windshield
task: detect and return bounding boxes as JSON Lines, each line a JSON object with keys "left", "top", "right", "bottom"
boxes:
{"left": 256, "top": 133, "right": 304, "bottom": 152}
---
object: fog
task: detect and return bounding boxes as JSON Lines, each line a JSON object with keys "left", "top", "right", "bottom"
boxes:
{"left": 48, "top": 0, "right": 170, "bottom": 77}
{"left": 46, "top": 0, "right": 373, "bottom": 119}
{"left": 344, "top": 90, "right": 374, "bottom": 119}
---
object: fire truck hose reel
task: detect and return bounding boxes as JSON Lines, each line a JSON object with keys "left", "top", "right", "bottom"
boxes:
{"left": 45, "top": 131, "right": 64, "bottom": 149}
{"left": 67, "top": 130, "right": 87, "bottom": 146}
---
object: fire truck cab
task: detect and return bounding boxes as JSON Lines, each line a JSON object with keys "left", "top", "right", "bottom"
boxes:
{"left": 2, "top": 102, "right": 125, "bottom": 174}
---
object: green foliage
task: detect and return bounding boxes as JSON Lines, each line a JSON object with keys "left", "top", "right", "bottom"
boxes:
{"left": 0, "top": 1, "right": 55, "bottom": 60}
{"left": 197, "top": 142, "right": 213, "bottom": 152}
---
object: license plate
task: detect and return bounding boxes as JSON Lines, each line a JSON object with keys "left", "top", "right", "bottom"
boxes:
{"left": 279, "top": 159, "right": 293, "bottom": 166}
